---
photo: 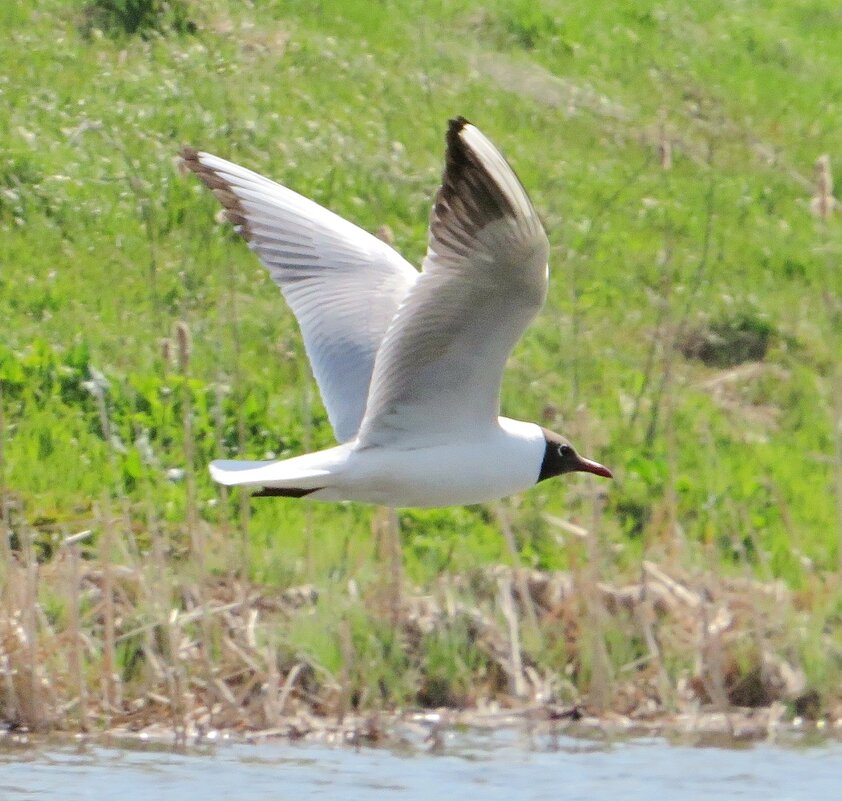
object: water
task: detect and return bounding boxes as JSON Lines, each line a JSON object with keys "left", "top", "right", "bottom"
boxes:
{"left": 2, "top": 729, "right": 841, "bottom": 801}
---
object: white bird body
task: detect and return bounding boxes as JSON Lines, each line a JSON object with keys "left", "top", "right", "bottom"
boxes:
{"left": 210, "top": 417, "right": 546, "bottom": 507}
{"left": 184, "top": 117, "right": 611, "bottom": 508}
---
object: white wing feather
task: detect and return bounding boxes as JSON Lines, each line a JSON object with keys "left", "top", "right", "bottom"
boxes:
{"left": 182, "top": 149, "right": 418, "bottom": 442}
{"left": 357, "top": 119, "right": 550, "bottom": 447}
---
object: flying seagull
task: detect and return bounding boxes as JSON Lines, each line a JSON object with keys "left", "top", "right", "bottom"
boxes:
{"left": 181, "top": 117, "right": 611, "bottom": 507}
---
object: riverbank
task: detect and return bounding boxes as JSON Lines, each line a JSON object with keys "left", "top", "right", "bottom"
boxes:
{"left": 2, "top": 697, "right": 839, "bottom": 751}
{"left": 3, "top": 539, "right": 840, "bottom": 739}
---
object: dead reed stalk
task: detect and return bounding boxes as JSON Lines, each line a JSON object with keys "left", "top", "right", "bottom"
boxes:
{"left": 810, "top": 154, "right": 842, "bottom": 569}
{"left": 98, "top": 500, "right": 119, "bottom": 719}
{"left": 21, "top": 526, "right": 44, "bottom": 729}
{"left": 697, "top": 585, "right": 732, "bottom": 719}
{"left": 212, "top": 379, "right": 231, "bottom": 550}
{"left": 811, "top": 155, "right": 837, "bottom": 220}
{"left": 149, "top": 497, "right": 190, "bottom": 741}
{"left": 63, "top": 529, "right": 91, "bottom": 730}
{"left": 173, "top": 321, "right": 220, "bottom": 722}
{"left": 337, "top": 617, "right": 354, "bottom": 723}
{"left": 570, "top": 410, "right": 613, "bottom": 713}
{"left": 583, "top": 480, "right": 612, "bottom": 713}
{"left": 222, "top": 262, "right": 251, "bottom": 582}
{"left": 107, "top": 131, "right": 161, "bottom": 322}
{"left": 637, "top": 561, "right": 674, "bottom": 707}
{"left": 0, "top": 525, "right": 19, "bottom": 724}
{"left": 384, "top": 508, "right": 403, "bottom": 626}
{"left": 566, "top": 157, "right": 651, "bottom": 408}
{"left": 658, "top": 111, "right": 672, "bottom": 170}
{"left": 495, "top": 503, "right": 540, "bottom": 638}
{"left": 85, "top": 360, "right": 132, "bottom": 721}
{"left": 828, "top": 391, "right": 842, "bottom": 573}
{"left": 175, "top": 321, "right": 202, "bottom": 564}
{"left": 261, "top": 641, "right": 282, "bottom": 728}
{"left": 3, "top": 565, "right": 50, "bottom": 728}
{"left": 0, "top": 379, "right": 12, "bottom": 603}
{"left": 302, "top": 379, "right": 315, "bottom": 579}
{"left": 369, "top": 507, "right": 404, "bottom": 628}
{"left": 644, "top": 145, "right": 717, "bottom": 448}
{"left": 497, "top": 572, "right": 528, "bottom": 698}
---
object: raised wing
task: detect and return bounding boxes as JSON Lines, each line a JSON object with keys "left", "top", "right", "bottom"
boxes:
{"left": 357, "top": 118, "right": 550, "bottom": 448}
{"left": 181, "top": 148, "right": 418, "bottom": 442}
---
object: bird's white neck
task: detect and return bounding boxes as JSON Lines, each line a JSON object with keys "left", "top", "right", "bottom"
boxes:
{"left": 497, "top": 416, "right": 545, "bottom": 446}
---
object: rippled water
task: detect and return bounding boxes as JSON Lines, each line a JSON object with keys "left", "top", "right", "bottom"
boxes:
{"left": 2, "top": 729, "right": 841, "bottom": 800}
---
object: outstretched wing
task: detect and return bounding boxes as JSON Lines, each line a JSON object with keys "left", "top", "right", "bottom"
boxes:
{"left": 182, "top": 149, "right": 418, "bottom": 442}
{"left": 357, "top": 118, "right": 550, "bottom": 447}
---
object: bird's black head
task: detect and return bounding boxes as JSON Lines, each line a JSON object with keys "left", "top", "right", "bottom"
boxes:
{"left": 538, "top": 428, "right": 613, "bottom": 482}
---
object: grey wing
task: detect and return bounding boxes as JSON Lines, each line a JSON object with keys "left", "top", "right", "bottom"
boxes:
{"left": 182, "top": 149, "right": 418, "bottom": 442}
{"left": 357, "top": 118, "right": 550, "bottom": 448}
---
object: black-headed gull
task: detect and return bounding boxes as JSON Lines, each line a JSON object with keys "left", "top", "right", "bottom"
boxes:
{"left": 182, "top": 117, "right": 611, "bottom": 507}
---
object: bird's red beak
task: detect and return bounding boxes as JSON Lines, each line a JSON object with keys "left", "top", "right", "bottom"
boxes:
{"left": 575, "top": 456, "right": 613, "bottom": 479}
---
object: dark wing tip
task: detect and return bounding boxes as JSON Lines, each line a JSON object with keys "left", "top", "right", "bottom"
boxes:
{"left": 180, "top": 145, "right": 200, "bottom": 163}
{"left": 444, "top": 116, "right": 473, "bottom": 171}
{"left": 252, "top": 486, "right": 321, "bottom": 498}
{"left": 437, "top": 116, "right": 517, "bottom": 233}
{"left": 179, "top": 147, "right": 252, "bottom": 240}
{"left": 447, "top": 115, "right": 471, "bottom": 141}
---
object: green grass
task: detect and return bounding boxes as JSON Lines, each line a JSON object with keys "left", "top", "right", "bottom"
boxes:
{"left": 2, "top": 0, "right": 842, "bottom": 725}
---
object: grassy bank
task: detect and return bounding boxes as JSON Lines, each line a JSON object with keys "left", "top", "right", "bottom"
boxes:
{"left": 2, "top": 0, "right": 842, "bottom": 733}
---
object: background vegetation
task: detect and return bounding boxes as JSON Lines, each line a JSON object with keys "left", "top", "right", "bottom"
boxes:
{"left": 1, "top": 0, "right": 841, "bottom": 733}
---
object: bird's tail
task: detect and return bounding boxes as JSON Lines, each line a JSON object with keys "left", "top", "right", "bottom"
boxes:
{"left": 209, "top": 459, "right": 330, "bottom": 497}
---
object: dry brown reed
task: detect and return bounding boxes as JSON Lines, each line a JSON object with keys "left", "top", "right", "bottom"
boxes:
{"left": 0, "top": 397, "right": 22, "bottom": 728}
{"left": 0, "top": 527, "right": 826, "bottom": 738}
{"left": 174, "top": 321, "right": 202, "bottom": 562}
{"left": 658, "top": 111, "right": 672, "bottom": 171}
{"left": 63, "top": 529, "right": 91, "bottom": 730}
{"left": 301, "top": 377, "right": 315, "bottom": 578}
{"left": 337, "top": 617, "right": 354, "bottom": 723}
{"left": 581, "top": 467, "right": 613, "bottom": 713}
{"left": 495, "top": 503, "right": 540, "bottom": 637}
{"left": 0, "top": 380, "right": 13, "bottom": 628}
{"left": 496, "top": 570, "right": 528, "bottom": 698}
{"left": 827, "top": 415, "right": 842, "bottom": 573}
{"left": 811, "top": 154, "right": 837, "bottom": 220}
{"left": 644, "top": 144, "right": 717, "bottom": 449}
{"left": 809, "top": 154, "right": 842, "bottom": 569}
{"left": 0, "top": 382, "right": 7, "bottom": 556}
{"left": 220, "top": 260, "right": 251, "bottom": 582}
{"left": 21, "top": 526, "right": 45, "bottom": 729}
{"left": 97, "top": 499, "right": 119, "bottom": 721}
{"left": 212, "top": 380, "right": 231, "bottom": 547}
{"left": 175, "top": 320, "right": 223, "bottom": 729}
{"left": 105, "top": 130, "right": 162, "bottom": 323}
{"left": 371, "top": 507, "right": 404, "bottom": 626}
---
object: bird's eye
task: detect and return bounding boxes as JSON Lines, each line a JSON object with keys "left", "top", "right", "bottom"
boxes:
{"left": 558, "top": 444, "right": 572, "bottom": 458}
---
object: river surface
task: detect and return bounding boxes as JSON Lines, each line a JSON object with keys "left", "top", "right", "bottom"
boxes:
{"left": 2, "top": 728, "right": 841, "bottom": 800}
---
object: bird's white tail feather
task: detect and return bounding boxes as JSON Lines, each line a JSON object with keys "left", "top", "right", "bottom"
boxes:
{"left": 209, "top": 459, "right": 331, "bottom": 488}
